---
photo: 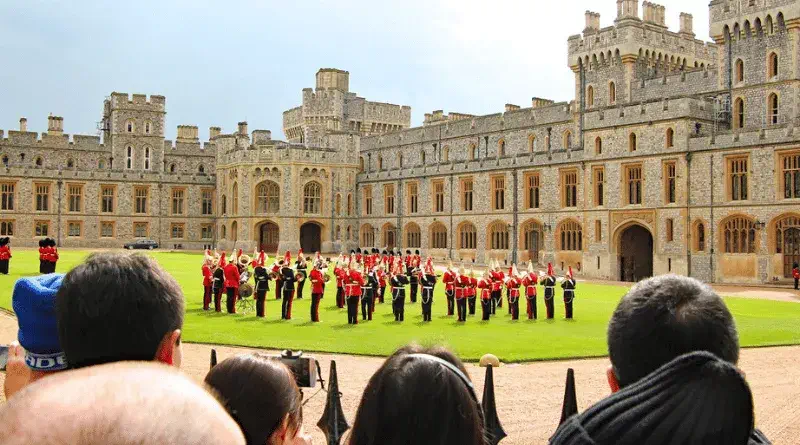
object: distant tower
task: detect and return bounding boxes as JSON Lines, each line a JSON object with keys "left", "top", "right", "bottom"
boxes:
{"left": 102, "top": 93, "right": 166, "bottom": 172}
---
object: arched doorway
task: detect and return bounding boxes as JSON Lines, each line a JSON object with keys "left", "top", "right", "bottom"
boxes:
{"left": 618, "top": 224, "right": 653, "bottom": 282}
{"left": 300, "top": 222, "right": 321, "bottom": 253}
{"left": 775, "top": 216, "right": 800, "bottom": 277}
{"left": 258, "top": 222, "right": 279, "bottom": 253}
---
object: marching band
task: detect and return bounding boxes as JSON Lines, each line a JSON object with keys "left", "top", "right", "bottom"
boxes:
{"left": 199, "top": 247, "right": 579, "bottom": 324}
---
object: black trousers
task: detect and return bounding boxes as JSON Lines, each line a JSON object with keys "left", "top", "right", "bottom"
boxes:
{"left": 507, "top": 289, "right": 511, "bottom": 314}
{"left": 378, "top": 286, "right": 386, "bottom": 303}
{"left": 392, "top": 290, "right": 405, "bottom": 321}
{"left": 255, "top": 288, "right": 268, "bottom": 317}
{"left": 468, "top": 296, "right": 476, "bottom": 315}
{"left": 0, "top": 260, "right": 9, "bottom": 274}
{"left": 510, "top": 297, "right": 520, "bottom": 320}
{"left": 203, "top": 285, "right": 212, "bottom": 310}
{"left": 336, "top": 287, "right": 344, "bottom": 308}
{"left": 456, "top": 298, "right": 467, "bottom": 322}
{"left": 44, "top": 261, "right": 56, "bottom": 274}
{"left": 795, "top": 278, "right": 799, "bottom": 290}
{"left": 526, "top": 297, "right": 537, "bottom": 320}
{"left": 296, "top": 279, "right": 305, "bottom": 299}
{"left": 212, "top": 286, "right": 223, "bottom": 312}
{"left": 410, "top": 282, "right": 418, "bottom": 303}
{"left": 481, "top": 299, "right": 491, "bottom": 320}
{"left": 361, "top": 293, "right": 374, "bottom": 320}
{"left": 446, "top": 290, "right": 454, "bottom": 315}
{"left": 282, "top": 290, "right": 294, "bottom": 319}
{"left": 490, "top": 290, "right": 501, "bottom": 315}
{"left": 226, "top": 287, "right": 237, "bottom": 314}
{"left": 347, "top": 296, "right": 359, "bottom": 324}
{"left": 564, "top": 291, "right": 574, "bottom": 319}
{"left": 311, "top": 293, "right": 322, "bottom": 322}
{"left": 275, "top": 280, "right": 282, "bottom": 300}
{"left": 545, "top": 289, "right": 555, "bottom": 319}
{"left": 39, "top": 260, "right": 45, "bottom": 274}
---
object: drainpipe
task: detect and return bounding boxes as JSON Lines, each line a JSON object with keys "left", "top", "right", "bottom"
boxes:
{"left": 686, "top": 152, "right": 692, "bottom": 278}
{"left": 330, "top": 171, "right": 336, "bottom": 249}
{"left": 56, "top": 180, "right": 62, "bottom": 247}
{"left": 709, "top": 154, "right": 715, "bottom": 282}
{"left": 512, "top": 169, "right": 519, "bottom": 264}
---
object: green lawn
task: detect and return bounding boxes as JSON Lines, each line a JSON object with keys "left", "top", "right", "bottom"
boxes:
{"left": 1, "top": 249, "right": 799, "bottom": 362}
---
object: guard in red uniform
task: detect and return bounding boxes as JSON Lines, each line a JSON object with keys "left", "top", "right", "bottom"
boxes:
{"left": 477, "top": 270, "right": 492, "bottom": 321}
{"left": 490, "top": 260, "right": 504, "bottom": 315}
{"left": 505, "top": 265, "right": 522, "bottom": 320}
{"left": 377, "top": 263, "right": 387, "bottom": 303}
{"left": 223, "top": 254, "right": 241, "bottom": 314}
{"left": 345, "top": 263, "right": 365, "bottom": 324}
{"left": 45, "top": 239, "right": 59, "bottom": 273}
{"left": 334, "top": 255, "right": 346, "bottom": 308}
{"left": 521, "top": 261, "right": 539, "bottom": 320}
{"left": 201, "top": 250, "right": 214, "bottom": 311}
{"left": 309, "top": 260, "right": 326, "bottom": 322}
{"left": 467, "top": 268, "right": 478, "bottom": 315}
{"left": 442, "top": 261, "right": 456, "bottom": 316}
{"left": 542, "top": 263, "right": 557, "bottom": 319}
{"left": 0, "top": 237, "right": 10, "bottom": 275}
{"left": 272, "top": 251, "right": 283, "bottom": 300}
{"left": 38, "top": 239, "right": 47, "bottom": 274}
{"left": 793, "top": 263, "right": 799, "bottom": 290}
{"left": 455, "top": 264, "right": 470, "bottom": 322}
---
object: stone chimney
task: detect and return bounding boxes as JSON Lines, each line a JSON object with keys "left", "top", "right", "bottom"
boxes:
{"left": 209, "top": 127, "right": 221, "bottom": 139}
{"left": 47, "top": 115, "right": 64, "bottom": 136}
{"left": 237, "top": 121, "right": 248, "bottom": 135}
{"left": 176, "top": 125, "right": 199, "bottom": 141}
{"left": 19, "top": 118, "right": 27, "bottom": 132}
{"left": 531, "top": 97, "right": 555, "bottom": 108}
{"left": 680, "top": 13, "right": 694, "bottom": 38}
{"left": 252, "top": 130, "right": 272, "bottom": 145}
{"left": 617, "top": 0, "right": 638, "bottom": 20}
{"left": 505, "top": 104, "right": 521, "bottom": 112}
{"left": 585, "top": 11, "right": 600, "bottom": 32}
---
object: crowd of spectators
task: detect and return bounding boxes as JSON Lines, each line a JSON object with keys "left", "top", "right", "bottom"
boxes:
{"left": 0, "top": 252, "right": 772, "bottom": 444}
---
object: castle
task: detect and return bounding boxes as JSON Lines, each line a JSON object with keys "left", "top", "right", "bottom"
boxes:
{"left": 1, "top": 0, "right": 799, "bottom": 284}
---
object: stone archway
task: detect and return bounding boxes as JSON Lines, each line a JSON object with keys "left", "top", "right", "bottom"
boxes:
{"left": 257, "top": 221, "right": 279, "bottom": 253}
{"left": 617, "top": 224, "right": 653, "bottom": 282}
{"left": 300, "top": 222, "right": 321, "bottom": 253}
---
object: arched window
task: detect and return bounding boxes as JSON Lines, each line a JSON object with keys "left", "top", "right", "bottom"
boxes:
{"left": 766, "top": 15, "right": 774, "bottom": 35}
{"left": 231, "top": 183, "right": 239, "bottom": 215}
{"left": 587, "top": 86, "right": 594, "bottom": 107}
{"left": 420, "top": 150, "right": 426, "bottom": 164}
{"left": 359, "top": 157, "right": 365, "bottom": 173}
{"left": 722, "top": 216, "right": 757, "bottom": 254}
{"left": 768, "top": 93, "right": 779, "bottom": 125}
{"left": 558, "top": 220, "right": 583, "bottom": 251}
{"left": 360, "top": 224, "right": 375, "bottom": 247}
{"left": 303, "top": 181, "right": 322, "bottom": 214}
{"left": 1, "top": 155, "right": 7, "bottom": 166}
{"left": 488, "top": 222, "right": 509, "bottom": 250}
{"left": 169, "top": 163, "right": 176, "bottom": 173}
{"left": 629, "top": 132, "right": 637, "bottom": 152}
{"left": 734, "top": 98, "right": 745, "bottom": 129}
{"left": 126, "top": 120, "right": 134, "bottom": 133}
{"left": 563, "top": 130, "right": 572, "bottom": 149}
{"left": 221, "top": 224, "right": 227, "bottom": 239}
{"left": 145, "top": 121, "right": 151, "bottom": 134}
{"left": 521, "top": 220, "right": 545, "bottom": 253}
{"left": 405, "top": 223, "right": 421, "bottom": 248}
{"left": 469, "top": 143, "right": 477, "bottom": 160}
{"left": 143, "top": 146, "right": 151, "bottom": 170}
{"left": 397, "top": 153, "right": 403, "bottom": 168}
{"left": 221, "top": 195, "right": 227, "bottom": 215}
{"left": 430, "top": 222, "right": 448, "bottom": 249}
{"left": 98, "top": 159, "right": 105, "bottom": 169}
{"left": 666, "top": 128, "right": 674, "bottom": 148}
{"left": 34, "top": 157, "right": 43, "bottom": 167}
{"left": 126, "top": 146, "right": 133, "bottom": 169}
{"left": 346, "top": 226, "right": 351, "bottom": 241}
{"left": 230, "top": 221, "right": 238, "bottom": 242}
{"left": 695, "top": 222, "right": 706, "bottom": 252}
{"left": 335, "top": 194, "right": 341, "bottom": 215}
{"left": 198, "top": 165, "right": 205, "bottom": 174}
{"left": 735, "top": 59, "right": 744, "bottom": 83}
{"left": 498, "top": 139, "right": 506, "bottom": 157}
{"left": 768, "top": 53, "right": 779, "bottom": 78}
{"left": 66, "top": 159, "right": 74, "bottom": 169}
{"left": 256, "top": 180, "right": 280, "bottom": 213}
{"left": 378, "top": 156, "right": 383, "bottom": 170}
{"left": 528, "top": 135, "right": 536, "bottom": 153}
{"left": 384, "top": 224, "right": 398, "bottom": 248}
{"left": 336, "top": 225, "right": 341, "bottom": 241}
{"left": 595, "top": 137, "right": 602, "bottom": 154}
{"left": 609, "top": 82, "right": 616, "bottom": 104}
{"left": 442, "top": 146, "right": 449, "bottom": 162}
{"left": 347, "top": 193, "right": 353, "bottom": 215}
{"left": 459, "top": 222, "right": 477, "bottom": 249}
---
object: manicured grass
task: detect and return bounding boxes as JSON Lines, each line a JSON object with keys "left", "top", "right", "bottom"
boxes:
{"left": 1, "top": 249, "right": 799, "bottom": 362}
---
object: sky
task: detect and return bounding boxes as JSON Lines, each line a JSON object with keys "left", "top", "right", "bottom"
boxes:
{"left": 0, "top": 0, "right": 710, "bottom": 141}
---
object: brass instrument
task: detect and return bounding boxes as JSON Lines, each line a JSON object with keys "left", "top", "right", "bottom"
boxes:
{"left": 269, "top": 271, "right": 280, "bottom": 280}
{"left": 323, "top": 274, "right": 331, "bottom": 282}
{"left": 295, "top": 272, "right": 305, "bottom": 282}
{"left": 238, "top": 253, "right": 252, "bottom": 267}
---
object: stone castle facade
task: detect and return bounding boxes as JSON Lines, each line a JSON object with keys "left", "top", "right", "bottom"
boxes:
{"left": 2, "top": 0, "right": 800, "bottom": 284}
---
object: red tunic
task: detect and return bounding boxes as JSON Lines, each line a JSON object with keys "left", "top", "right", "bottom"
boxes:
{"left": 477, "top": 278, "right": 492, "bottom": 300}
{"left": 377, "top": 269, "right": 387, "bottom": 288}
{"left": 334, "top": 266, "right": 345, "bottom": 287}
{"left": 0, "top": 246, "right": 11, "bottom": 260}
{"left": 39, "top": 247, "right": 46, "bottom": 261}
{"left": 522, "top": 273, "right": 538, "bottom": 297}
{"left": 310, "top": 269, "right": 325, "bottom": 294}
{"left": 455, "top": 274, "right": 470, "bottom": 299}
{"left": 793, "top": 268, "right": 800, "bottom": 279}
{"left": 202, "top": 265, "right": 213, "bottom": 287}
{"left": 467, "top": 277, "right": 477, "bottom": 297}
{"left": 490, "top": 271, "right": 504, "bottom": 292}
{"left": 48, "top": 247, "right": 59, "bottom": 263}
{"left": 345, "top": 270, "right": 365, "bottom": 296}
{"left": 442, "top": 270, "right": 456, "bottom": 292}
{"left": 223, "top": 263, "right": 240, "bottom": 289}
{"left": 506, "top": 277, "right": 521, "bottom": 298}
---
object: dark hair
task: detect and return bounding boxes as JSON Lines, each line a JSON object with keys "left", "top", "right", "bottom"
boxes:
{"left": 56, "top": 252, "right": 184, "bottom": 368}
{"left": 348, "top": 345, "right": 485, "bottom": 445}
{"left": 205, "top": 355, "right": 302, "bottom": 445}
{"left": 607, "top": 275, "right": 739, "bottom": 387}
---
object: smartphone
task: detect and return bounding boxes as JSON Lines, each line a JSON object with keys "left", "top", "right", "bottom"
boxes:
{"left": 0, "top": 345, "right": 8, "bottom": 372}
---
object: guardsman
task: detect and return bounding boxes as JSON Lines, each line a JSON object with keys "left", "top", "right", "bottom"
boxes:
{"left": 253, "top": 251, "right": 271, "bottom": 318}
{"left": 295, "top": 249, "right": 307, "bottom": 300}
{"left": 38, "top": 239, "right": 46, "bottom": 274}
{"left": 334, "top": 255, "right": 346, "bottom": 308}
{"left": 212, "top": 252, "right": 226, "bottom": 312}
{"left": 355, "top": 248, "right": 363, "bottom": 265}
{"left": 442, "top": 260, "right": 456, "bottom": 316}
{"left": 390, "top": 261, "right": 409, "bottom": 322}
{"left": 201, "top": 250, "right": 214, "bottom": 311}
{"left": 408, "top": 250, "right": 420, "bottom": 303}
{"left": 542, "top": 263, "right": 557, "bottom": 319}
{"left": 376, "top": 263, "right": 387, "bottom": 304}
{"left": 45, "top": 239, "right": 58, "bottom": 273}
{"left": 521, "top": 260, "right": 538, "bottom": 320}
{"left": 280, "top": 253, "right": 297, "bottom": 320}
{"left": 419, "top": 265, "right": 436, "bottom": 322}
{"left": 345, "top": 262, "right": 364, "bottom": 324}
{"left": 561, "top": 266, "right": 577, "bottom": 319}
{"left": 467, "top": 267, "right": 478, "bottom": 315}
{"left": 223, "top": 252, "right": 241, "bottom": 314}
{"left": 272, "top": 251, "right": 282, "bottom": 300}
{"left": 455, "top": 264, "right": 470, "bottom": 322}
{"left": 0, "top": 237, "right": 11, "bottom": 275}
{"left": 309, "top": 258, "right": 326, "bottom": 322}
{"left": 505, "top": 265, "right": 522, "bottom": 320}
{"left": 489, "top": 259, "right": 504, "bottom": 315}
{"left": 793, "top": 263, "right": 799, "bottom": 290}
{"left": 361, "top": 265, "right": 377, "bottom": 321}
{"left": 477, "top": 270, "right": 493, "bottom": 321}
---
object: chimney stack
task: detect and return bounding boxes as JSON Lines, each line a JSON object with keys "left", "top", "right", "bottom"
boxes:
{"left": 177, "top": 125, "right": 199, "bottom": 141}
{"left": 680, "top": 13, "right": 695, "bottom": 37}
{"left": 238, "top": 121, "right": 248, "bottom": 135}
{"left": 585, "top": 11, "right": 600, "bottom": 31}
{"left": 209, "top": 127, "right": 221, "bottom": 139}
{"left": 531, "top": 97, "right": 555, "bottom": 108}
{"left": 47, "top": 115, "right": 64, "bottom": 136}
{"left": 19, "top": 118, "right": 27, "bottom": 132}
{"left": 505, "top": 104, "right": 521, "bottom": 112}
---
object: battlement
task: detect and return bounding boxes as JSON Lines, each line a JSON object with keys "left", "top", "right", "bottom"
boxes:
{"left": 423, "top": 110, "right": 475, "bottom": 126}
{"left": 709, "top": 0, "right": 798, "bottom": 42}
{"left": 583, "top": 96, "right": 715, "bottom": 131}
{"left": 0, "top": 127, "right": 105, "bottom": 152}
{"left": 109, "top": 92, "right": 166, "bottom": 110}
{"left": 630, "top": 67, "right": 718, "bottom": 102}
{"left": 176, "top": 125, "right": 199, "bottom": 141}
{"left": 688, "top": 122, "right": 800, "bottom": 152}
{"left": 0, "top": 165, "right": 216, "bottom": 185}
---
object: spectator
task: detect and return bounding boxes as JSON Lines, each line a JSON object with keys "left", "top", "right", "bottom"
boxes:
{"left": 603, "top": 275, "right": 769, "bottom": 444}
{"left": 0, "top": 362, "right": 245, "bottom": 445}
{"left": 55, "top": 252, "right": 184, "bottom": 369}
{"left": 348, "top": 345, "right": 485, "bottom": 445}
{"left": 550, "top": 351, "right": 755, "bottom": 444}
{"left": 4, "top": 274, "right": 68, "bottom": 399}
{"left": 204, "top": 354, "right": 312, "bottom": 445}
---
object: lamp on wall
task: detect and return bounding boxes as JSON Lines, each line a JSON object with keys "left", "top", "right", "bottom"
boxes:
{"left": 544, "top": 223, "right": 553, "bottom": 232}
{"left": 755, "top": 220, "right": 766, "bottom": 230}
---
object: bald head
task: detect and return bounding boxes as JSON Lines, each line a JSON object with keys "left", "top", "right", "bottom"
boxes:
{"left": 0, "top": 362, "right": 244, "bottom": 445}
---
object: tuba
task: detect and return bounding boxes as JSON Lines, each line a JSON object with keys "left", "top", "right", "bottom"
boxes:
{"left": 238, "top": 253, "right": 252, "bottom": 267}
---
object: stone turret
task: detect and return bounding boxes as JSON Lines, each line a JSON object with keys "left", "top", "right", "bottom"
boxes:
{"left": 584, "top": 11, "right": 601, "bottom": 33}
{"left": 209, "top": 127, "right": 221, "bottom": 139}
{"left": 679, "top": 13, "right": 694, "bottom": 38}
{"left": 238, "top": 121, "right": 248, "bottom": 136}
{"left": 47, "top": 115, "right": 64, "bottom": 136}
{"left": 19, "top": 118, "right": 27, "bottom": 132}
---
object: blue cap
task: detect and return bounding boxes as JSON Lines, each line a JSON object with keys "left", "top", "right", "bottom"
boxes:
{"left": 12, "top": 274, "right": 68, "bottom": 371}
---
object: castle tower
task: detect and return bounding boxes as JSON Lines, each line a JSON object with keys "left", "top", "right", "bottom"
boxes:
{"left": 102, "top": 92, "right": 166, "bottom": 172}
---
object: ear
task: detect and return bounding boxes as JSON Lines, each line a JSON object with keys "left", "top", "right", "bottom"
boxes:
{"left": 606, "top": 365, "right": 620, "bottom": 393}
{"left": 155, "top": 329, "right": 182, "bottom": 366}
{"left": 270, "top": 414, "right": 291, "bottom": 444}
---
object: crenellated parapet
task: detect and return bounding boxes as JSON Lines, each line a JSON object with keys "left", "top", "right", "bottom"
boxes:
{"left": 710, "top": 0, "right": 800, "bottom": 42}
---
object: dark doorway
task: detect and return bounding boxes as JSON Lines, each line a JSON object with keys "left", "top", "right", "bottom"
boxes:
{"left": 259, "top": 222, "right": 279, "bottom": 253}
{"left": 526, "top": 230, "right": 541, "bottom": 264}
{"left": 783, "top": 227, "right": 800, "bottom": 278}
{"left": 619, "top": 225, "right": 653, "bottom": 282}
{"left": 300, "top": 222, "right": 321, "bottom": 253}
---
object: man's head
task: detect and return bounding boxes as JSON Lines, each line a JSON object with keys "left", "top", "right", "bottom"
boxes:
{"left": 56, "top": 252, "right": 184, "bottom": 369}
{"left": 0, "top": 362, "right": 245, "bottom": 445}
{"left": 607, "top": 275, "right": 739, "bottom": 390}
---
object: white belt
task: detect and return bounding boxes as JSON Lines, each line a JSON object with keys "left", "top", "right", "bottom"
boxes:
{"left": 423, "top": 286, "right": 433, "bottom": 290}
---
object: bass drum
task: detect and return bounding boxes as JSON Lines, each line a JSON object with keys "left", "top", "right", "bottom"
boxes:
{"left": 238, "top": 283, "right": 254, "bottom": 299}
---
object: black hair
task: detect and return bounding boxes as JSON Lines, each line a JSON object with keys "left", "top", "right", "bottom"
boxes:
{"left": 607, "top": 275, "right": 739, "bottom": 387}
{"left": 348, "top": 345, "right": 485, "bottom": 445}
{"left": 205, "top": 355, "right": 302, "bottom": 445}
{"left": 56, "top": 252, "right": 185, "bottom": 369}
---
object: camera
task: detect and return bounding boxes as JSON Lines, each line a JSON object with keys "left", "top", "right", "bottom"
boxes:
{"left": 269, "top": 350, "right": 318, "bottom": 388}
{"left": 0, "top": 345, "right": 8, "bottom": 371}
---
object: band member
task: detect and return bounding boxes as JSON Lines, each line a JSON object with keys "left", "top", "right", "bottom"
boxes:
{"left": 309, "top": 259, "right": 326, "bottom": 323}
{"left": 361, "top": 266, "right": 377, "bottom": 321}
{"left": 253, "top": 251, "right": 271, "bottom": 318}
{"left": 390, "top": 262, "right": 409, "bottom": 322}
{"left": 442, "top": 260, "right": 456, "bottom": 316}
{"left": 334, "top": 255, "right": 346, "bottom": 308}
{"left": 505, "top": 265, "right": 522, "bottom": 320}
{"left": 467, "top": 267, "right": 477, "bottom": 315}
{"left": 377, "top": 263, "right": 387, "bottom": 304}
{"left": 202, "top": 250, "right": 214, "bottom": 311}
{"left": 272, "top": 253, "right": 282, "bottom": 300}
{"left": 562, "top": 266, "right": 577, "bottom": 319}
{"left": 408, "top": 250, "right": 419, "bottom": 303}
{"left": 44, "top": 239, "right": 58, "bottom": 273}
{"left": 212, "top": 253, "right": 226, "bottom": 312}
{"left": 346, "top": 263, "right": 364, "bottom": 324}
{"left": 521, "top": 261, "right": 538, "bottom": 320}
{"left": 793, "top": 263, "right": 800, "bottom": 290}
{"left": 419, "top": 267, "right": 436, "bottom": 322}
{"left": 477, "top": 270, "right": 493, "bottom": 321}
{"left": 542, "top": 263, "right": 557, "bottom": 319}
{"left": 223, "top": 252, "right": 241, "bottom": 314}
{"left": 295, "top": 250, "right": 307, "bottom": 300}
{"left": 455, "top": 264, "right": 470, "bottom": 322}
{"left": 355, "top": 248, "right": 363, "bottom": 265}
{"left": 0, "top": 237, "right": 10, "bottom": 274}
{"left": 280, "top": 253, "right": 297, "bottom": 320}
{"left": 490, "top": 260, "right": 504, "bottom": 315}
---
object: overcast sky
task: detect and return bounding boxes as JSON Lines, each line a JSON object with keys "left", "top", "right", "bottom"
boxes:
{"left": 0, "top": 1, "right": 710, "bottom": 141}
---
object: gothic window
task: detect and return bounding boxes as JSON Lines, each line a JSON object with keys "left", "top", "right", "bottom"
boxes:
{"left": 781, "top": 152, "right": 800, "bottom": 199}
{"left": 498, "top": 139, "right": 506, "bottom": 157}
{"left": 488, "top": 222, "right": 509, "bottom": 250}
{"left": 595, "top": 137, "right": 602, "bottom": 154}
{"left": 126, "top": 146, "right": 133, "bottom": 170}
{"left": 734, "top": 98, "right": 744, "bottom": 129}
{"left": 563, "top": 130, "right": 572, "bottom": 149}
{"left": 231, "top": 183, "right": 238, "bottom": 214}
{"left": 768, "top": 53, "right": 778, "bottom": 78}
{"left": 143, "top": 146, "right": 151, "bottom": 170}
{"left": 459, "top": 222, "right": 477, "bottom": 249}
{"left": 768, "top": 93, "right": 779, "bottom": 125}
{"left": 405, "top": 223, "right": 421, "bottom": 248}
{"left": 666, "top": 128, "right": 674, "bottom": 148}
{"left": 728, "top": 156, "right": 749, "bottom": 201}
{"left": 722, "top": 216, "right": 757, "bottom": 254}
{"left": 629, "top": 132, "right": 637, "bottom": 152}
{"left": 609, "top": 82, "right": 616, "bottom": 104}
{"left": 256, "top": 181, "right": 280, "bottom": 213}
{"left": 430, "top": 223, "right": 447, "bottom": 249}
{"left": 587, "top": 85, "right": 594, "bottom": 107}
{"left": 735, "top": 59, "right": 744, "bottom": 83}
{"left": 625, "top": 164, "right": 643, "bottom": 205}
{"left": 558, "top": 220, "right": 583, "bottom": 251}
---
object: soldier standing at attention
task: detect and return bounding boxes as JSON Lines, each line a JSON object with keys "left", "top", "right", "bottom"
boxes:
{"left": 377, "top": 263, "right": 387, "bottom": 304}
{"left": 407, "top": 250, "right": 420, "bottom": 303}
{"left": 212, "top": 253, "right": 226, "bottom": 312}
{"left": 419, "top": 262, "right": 436, "bottom": 322}
{"left": 477, "top": 269, "right": 493, "bottom": 321}
{"left": 334, "top": 255, "right": 346, "bottom": 308}
{"left": 467, "top": 267, "right": 478, "bottom": 315}
{"left": 280, "top": 251, "right": 297, "bottom": 320}
{"left": 521, "top": 261, "right": 538, "bottom": 320}
{"left": 201, "top": 250, "right": 214, "bottom": 311}
{"left": 489, "top": 260, "right": 504, "bottom": 315}
{"left": 223, "top": 252, "right": 241, "bottom": 315}
{"left": 271, "top": 252, "right": 282, "bottom": 300}
{"left": 542, "top": 263, "right": 557, "bottom": 320}
{"left": 390, "top": 262, "right": 409, "bottom": 322}
{"left": 294, "top": 250, "right": 307, "bottom": 300}
{"left": 309, "top": 259, "right": 326, "bottom": 323}
{"left": 38, "top": 239, "right": 46, "bottom": 274}
{"left": 361, "top": 265, "right": 377, "bottom": 321}
{"left": 793, "top": 263, "right": 799, "bottom": 290}
{"left": 253, "top": 251, "right": 271, "bottom": 318}
{"left": 455, "top": 264, "right": 470, "bottom": 322}
{"left": 442, "top": 260, "right": 456, "bottom": 316}
{"left": 346, "top": 262, "right": 365, "bottom": 324}
{"left": 0, "top": 237, "right": 12, "bottom": 275}
{"left": 505, "top": 265, "right": 522, "bottom": 320}
{"left": 562, "top": 266, "right": 577, "bottom": 319}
